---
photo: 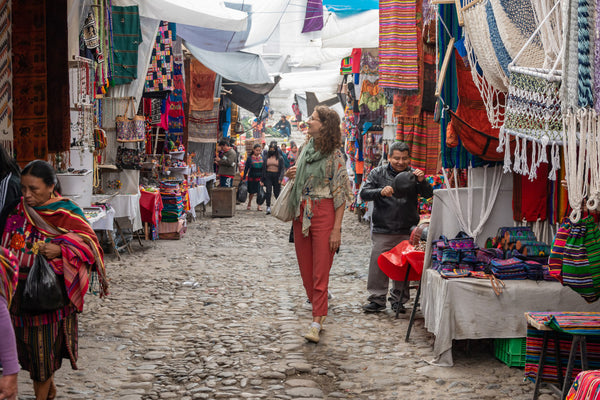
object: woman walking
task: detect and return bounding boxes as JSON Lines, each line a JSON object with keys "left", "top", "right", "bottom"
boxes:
{"left": 0, "top": 247, "right": 19, "bottom": 400}
{"left": 3, "top": 160, "right": 108, "bottom": 399}
{"left": 262, "top": 141, "right": 285, "bottom": 215}
{"left": 286, "top": 106, "right": 351, "bottom": 343}
{"left": 244, "top": 144, "right": 264, "bottom": 211}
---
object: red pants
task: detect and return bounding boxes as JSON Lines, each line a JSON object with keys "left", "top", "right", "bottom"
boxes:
{"left": 293, "top": 199, "right": 336, "bottom": 317}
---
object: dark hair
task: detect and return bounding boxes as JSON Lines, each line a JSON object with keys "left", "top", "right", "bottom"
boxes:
{"left": 290, "top": 141, "right": 297, "bottom": 148}
{"left": 389, "top": 141, "right": 410, "bottom": 156}
{"left": 21, "top": 160, "right": 61, "bottom": 194}
{"left": 313, "top": 105, "right": 341, "bottom": 155}
{"left": 218, "top": 139, "right": 229, "bottom": 146}
{"left": 268, "top": 140, "right": 278, "bottom": 149}
{"left": 253, "top": 144, "right": 262, "bottom": 150}
{"left": 0, "top": 143, "right": 20, "bottom": 179}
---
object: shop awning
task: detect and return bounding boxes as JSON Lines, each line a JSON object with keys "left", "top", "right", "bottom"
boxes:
{"left": 177, "top": 0, "right": 290, "bottom": 52}
{"left": 184, "top": 42, "right": 273, "bottom": 85}
{"left": 222, "top": 79, "right": 266, "bottom": 117}
{"left": 278, "top": 69, "right": 341, "bottom": 93}
{"left": 111, "top": 0, "right": 248, "bottom": 31}
{"left": 323, "top": 0, "right": 379, "bottom": 14}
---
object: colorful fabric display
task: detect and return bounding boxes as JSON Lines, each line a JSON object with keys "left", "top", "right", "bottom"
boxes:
{"left": 497, "top": 226, "right": 537, "bottom": 243}
{"left": 490, "top": 257, "right": 527, "bottom": 280}
{"left": 111, "top": 5, "right": 142, "bottom": 86}
{"left": 190, "top": 59, "right": 216, "bottom": 111}
{"left": 145, "top": 21, "right": 174, "bottom": 92}
{"left": 566, "top": 370, "right": 600, "bottom": 400}
{"left": 477, "top": 248, "right": 504, "bottom": 265}
{"left": 526, "top": 327, "right": 600, "bottom": 384}
{"left": 513, "top": 163, "right": 549, "bottom": 222}
{"left": 159, "top": 181, "right": 184, "bottom": 222}
{"left": 524, "top": 260, "right": 545, "bottom": 280}
{"left": 440, "top": 269, "right": 472, "bottom": 279}
{"left": 562, "top": 217, "right": 600, "bottom": 303}
{"left": 340, "top": 56, "right": 352, "bottom": 75}
{"left": 358, "top": 80, "right": 386, "bottom": 122}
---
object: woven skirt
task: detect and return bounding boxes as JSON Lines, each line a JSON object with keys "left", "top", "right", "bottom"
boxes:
{"left": 14, "top": 312, "right": 78, "bottom": 381}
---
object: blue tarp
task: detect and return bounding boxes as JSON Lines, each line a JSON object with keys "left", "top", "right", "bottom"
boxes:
{"left": 323, "top": 0, "right": 378, "bottom": 15}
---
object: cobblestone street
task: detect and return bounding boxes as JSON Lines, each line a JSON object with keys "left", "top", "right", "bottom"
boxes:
{"left": 16, "top": 205, "right": 543, "bottom": 400}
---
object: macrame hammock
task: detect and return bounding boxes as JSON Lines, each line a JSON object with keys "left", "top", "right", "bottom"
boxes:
{"left": 498, "top": 0, "right": 564, "bottom": 182}
{"left": 559, "top": 0, "right": 600, "bottom": 222}
{"left": 461, "top": 0, "right": 508, "bottom": 129}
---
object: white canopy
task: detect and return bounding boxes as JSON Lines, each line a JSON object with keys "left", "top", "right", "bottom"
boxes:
{"left": 112, "top": 0, "right": 248, "bottom": 31}
{"left": 321, "top": 9, "right": 379, "bottom": 48}
{"left": 278, "top": 69, "right": 342, "bottom": 93}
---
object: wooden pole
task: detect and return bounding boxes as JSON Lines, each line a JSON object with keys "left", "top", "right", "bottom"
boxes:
{"left": 435, "top": 37, "right": 456, "bottom": 98}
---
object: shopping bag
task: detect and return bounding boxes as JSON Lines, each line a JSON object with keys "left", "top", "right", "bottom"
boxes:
{"left": 237, "top": 181, "right": 248, "bottom": 203}
{"left": 21, "top": 255, "right": 68, "bottom": 314}
{"left": 116, "top": 98, "right": 146, "bottom": 142}
{"left": 256, "top": 185, "right": 266, "bottom": 205}
{"left": 271, "top": 179, "right": 295, "bottom": 222}
{"left": 562, "top": 216, "right": 600, "bottom": 303}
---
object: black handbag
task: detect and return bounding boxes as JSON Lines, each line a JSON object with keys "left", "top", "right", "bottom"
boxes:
{"left": 115, "top": 146, "right": 143, "bottom": 170}
{"left": 21, "top": 255, "right": 69, "bottom": 314}
{"left": 237, "top": 181, "right": 248, "bottom": 203}
{"left": 256, "top": 185, "right": 266, "bottom": 205}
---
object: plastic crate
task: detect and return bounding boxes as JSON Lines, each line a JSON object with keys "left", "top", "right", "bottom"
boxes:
{"left": 494, "top": 338, "right": 526, "bottom": 367}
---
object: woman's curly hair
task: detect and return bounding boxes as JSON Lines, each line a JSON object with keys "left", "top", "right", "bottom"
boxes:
{"left": 313, "top": 106, "right": 341, "bottom": 155}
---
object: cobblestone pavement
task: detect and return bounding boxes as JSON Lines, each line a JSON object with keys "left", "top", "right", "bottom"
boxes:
{"left": 15, "top": 205, "right": 555, "bottom": 400}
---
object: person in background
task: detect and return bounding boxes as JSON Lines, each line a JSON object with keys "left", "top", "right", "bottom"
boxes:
{"left": 286, "top": 106, "right": 352, "bottom": 343}
{"left": 0, "top": 145, "right": 21, "bottom": 233}
{"left": 3, "top": 160, "right": 108, "bottom": 400}
{"left": 0, "top": 247, "right": 19, "bottom": 400}
{"left": 244, "top": 144, "right": 264, "bottom": 211}
{"left": 287, "top": 141, "right": 299, "bottom": 168}
{"left": 261, "top": 141, "right": 285, "bottom": 215}
{"left": 360, "top": 141, "right": 433, "bottom": 314}
{"left": 216, "top": 139, "right": 237, "bottom": 188}
{"left": 274, "top": 115, "right": 291, "bottom": 139}
{"left": 280, "top": 143, "right": 290, "bottom": 169}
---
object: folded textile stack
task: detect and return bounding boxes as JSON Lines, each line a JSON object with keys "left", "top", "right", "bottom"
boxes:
{"left": 490, "top": 257, "right": 527, "bottom": 280}
{"left": 523, "top": 260, "right": 544, "bottom": 280}
{"left": 159, "top": 181, "right": 184, "bottom": 223}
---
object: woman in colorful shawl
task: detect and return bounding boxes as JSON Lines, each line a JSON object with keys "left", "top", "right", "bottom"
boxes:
{"left": 0, "top": 247, "right": 19, "bottom": 400}
{"left": 286, "top": 106, "right": 352, "bottom": 344}
{"left": 2, "top": 160, "right": 108, "bottom": 400}
{"left": 243, "top": 144, "right": 264, "bottom": 211}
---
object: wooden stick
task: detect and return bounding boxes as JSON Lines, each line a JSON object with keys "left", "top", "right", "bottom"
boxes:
{"left": 461, "top": 0, "right": 482, "bottom": 13}
{"left": 435, "top": 37, "right": 455, "bottom": 98}
{"left": 455, "top": 0, "right": 464, "bottom": 26}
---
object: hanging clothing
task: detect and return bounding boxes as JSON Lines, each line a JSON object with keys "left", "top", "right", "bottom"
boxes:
{"left": 145, "top": 21, "right": 175, "bottom": 92}
{"left": 111, "top": 5, "right": 142, "bottom": 85}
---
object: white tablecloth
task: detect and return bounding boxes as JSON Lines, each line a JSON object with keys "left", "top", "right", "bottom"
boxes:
{"left": 198, "top": 174, "right": 216, "bottom": 185}
{"left": 92, "top": 193, "right": 142, "bottom": 231}
{"left": 187, "top": 185, "right": 210, "bottom": 218}
{"left": 422, "top": 269, "right": 600, "bottom": 366}
{"left": 89, "top": 207, "right": 116, "bottom": 231}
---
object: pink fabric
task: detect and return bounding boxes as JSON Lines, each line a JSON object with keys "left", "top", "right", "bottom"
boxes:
{"left": 0, "top": 298, "right": 19, "bottom": 375}
{"left": 293, "top": 199, "right": 336, "bottom": 317}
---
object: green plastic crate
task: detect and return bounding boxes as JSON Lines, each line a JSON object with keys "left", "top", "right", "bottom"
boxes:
{"left": 494, "top": 338, "right": 526, "bottom": 367}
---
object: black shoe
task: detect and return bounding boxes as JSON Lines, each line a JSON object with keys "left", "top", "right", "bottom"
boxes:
{"left": 362, "top": 302, "right": 386, "bottom": 313}
{"left": 391, "top": 302, "right": 406, "bottom": 314}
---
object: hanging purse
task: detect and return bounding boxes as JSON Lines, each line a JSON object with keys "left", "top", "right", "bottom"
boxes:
{"left": 115, "top": 145, "right": 143, "bottom": 170}
{"left": 116, "top": 98, "right": 146, "bottom": 142}
{"left": 271, "top": 179, "right": 295, "bottom": 222}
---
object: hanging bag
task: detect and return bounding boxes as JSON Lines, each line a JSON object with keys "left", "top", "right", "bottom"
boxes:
{"left": 562, "top": 217, "right": 600, "bottom": 303}
{"left": 116, "top": 98, "right": 146, "bottom": 142}
{"left": 256, "top": 185, "right": 266, "bottom": 206}
{"left": 21, "top": 254, "right": 69, "bottom": 314}
{"left": 271, "top": 179, "right": 295, "bottom": 222}
{"left": 237, "top": 181, "right": 248, "bottom": 203}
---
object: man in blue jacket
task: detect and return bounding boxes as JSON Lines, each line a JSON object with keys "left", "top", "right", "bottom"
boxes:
{"left": 360, "top": 141, "right": 433, "bottom": 313}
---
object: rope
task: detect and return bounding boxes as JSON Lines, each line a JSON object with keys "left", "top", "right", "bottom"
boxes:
{"left": 576, "top": 0, "right": 594, "bottom": 108}
{"left": 562, "top": 109, "right": 589, "bottom": 222}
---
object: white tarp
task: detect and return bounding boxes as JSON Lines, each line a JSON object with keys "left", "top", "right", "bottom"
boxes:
{"left": 321, "top": 9, "right": 379, "bottom": 48}
{"left": 178, "top": 0, "right": 290, "bottom": 52}
{"left": 288, "top": 47, "right": 352, "bottom": 68}
{"left": 112, "top": 0, "right": 248, "bottom": 31}
{"left": 184, "top": 42, "right": 273, "bottom": 85}
{"left": 278, "top": 69, "right": 342, "bottom": 93}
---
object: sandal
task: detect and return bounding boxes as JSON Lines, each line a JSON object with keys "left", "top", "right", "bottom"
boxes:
{"left": 257, "top": 206, "right": 262, "bottom": 211}
{"left": 247, "top": 205, "right": 251, "bottom": 210}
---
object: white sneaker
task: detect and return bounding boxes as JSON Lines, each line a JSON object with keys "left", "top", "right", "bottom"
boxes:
{"left": 266, "top": 207, "right": 271, "bottom": 215}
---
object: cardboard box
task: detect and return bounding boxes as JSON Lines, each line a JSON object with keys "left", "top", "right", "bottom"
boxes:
{"left": 211, "top": 187, "right": 236, "bottom": 217}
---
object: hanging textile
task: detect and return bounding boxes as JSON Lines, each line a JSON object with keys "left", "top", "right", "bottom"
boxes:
{"left": 446, "top": 50, "right": 512, "bottom": 162}
{"left": 379, "top": 0, "right": 419, "bottom": 91}
{"left": 12, "top": 0, "right": 47, "bottom": 163}
{"left": 145, "top": 21, "right": 174, "bottom": 93}
{"left": 0, "top": 0, "right": 12, "bottom": 153}
{"left": 512, "top": 163, "right": 548, "bottom": 222}
{"left": 46, "top": 0, "right": 70, "bottom": 154}
{"left": 340, "top": 56, "right": 352, "bottom": 75}
{"left": 302, "top": 0, "right": 323, "bottom": 33}
{"left": 358, "top": 79, "right": 386, "bottom": 122}
{"left": 360, "top": 49, "right": 379, "bottom": 75}
{"left": 189, "top": 59, "right": 216, "bottom": 111}
{"left": 111, "top": 5, "right": 142, "bottom": 86}
{"left": 188, "top": 98, "right": 220, "bottom": 143}
{"left": 396, "top": 111, "right": 440, "bottom": 175}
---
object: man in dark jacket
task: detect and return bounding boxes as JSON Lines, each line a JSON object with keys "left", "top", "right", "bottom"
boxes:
{"left": 274, "top": 115, "right": 291, "bottom": 139}
{"left": 360, "top": 141, "right": 433, "bottom": 313}
{"left": 216, "top": 139, "right": 237, "bottom": 187}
